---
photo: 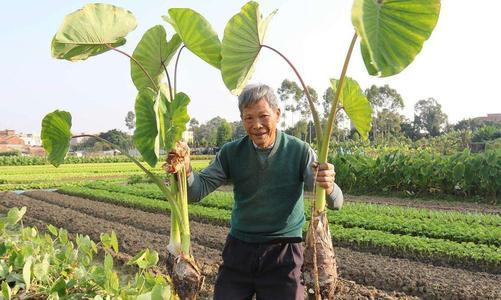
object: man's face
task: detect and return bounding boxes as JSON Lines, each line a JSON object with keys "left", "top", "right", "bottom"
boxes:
{"left": 241, "top": 98, "right": 281, "bottom": 148}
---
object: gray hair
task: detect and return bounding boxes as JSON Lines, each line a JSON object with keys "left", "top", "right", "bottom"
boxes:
{"left": 238, "top": 84, "right": 279, "bottom": 114}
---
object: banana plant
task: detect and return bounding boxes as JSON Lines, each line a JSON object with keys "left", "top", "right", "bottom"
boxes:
{"left": 218, "top": 1, "right": 440, "bottom": 298}
{"left": 43, "top": 4, "right": 221, "bottom": 299}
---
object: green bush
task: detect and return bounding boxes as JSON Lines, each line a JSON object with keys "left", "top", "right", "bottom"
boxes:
{"left": 330, "top": 149, "right": 500, "bottom": 201}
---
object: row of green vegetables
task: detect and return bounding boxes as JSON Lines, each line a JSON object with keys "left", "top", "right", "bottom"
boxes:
{"left": 0, "top": 154, "right": 214, "bottom": 166}
{"left": 330, "top": 149, "right": 500, "bottom": 200}
{"left": 56, "top": 184, "right": 500, "bottom": 272}
{"left": 4, "top": 149, "right": 500, "bottom": 201}
{"left": 0, "top": 161, "right": 209, "bottom": 186}
{"left": 0, "top": 207, "right": 174, "bottom": 299}
{"left": 79, "top": 182, "right": 501, "bottom": 246}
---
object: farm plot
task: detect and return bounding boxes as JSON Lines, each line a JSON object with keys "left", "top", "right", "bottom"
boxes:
{"left": 2, "top": 184, "right": 500, "bottom": 299}
{"left": 59, "top": 182, "right": 501, "bottom": 272}
{"left": 0, "top": 160, "right": 210, "bottom": 191}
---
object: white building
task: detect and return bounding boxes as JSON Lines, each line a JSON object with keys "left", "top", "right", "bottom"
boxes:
{"left": 19, "top": 133, "right": 41, "bottom": 146}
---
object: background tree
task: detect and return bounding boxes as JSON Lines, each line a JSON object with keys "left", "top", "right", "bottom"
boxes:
{"left": 296, "top": 86, "right": 319, "bottom": 121}
{"left": 189, "top": 118, "right": 200, "bottom": 147}
{"left": 99, "top": 129, "right": 132, "bottom": 151}
{"left": 365, "top": 84, "right": 405, "bottom": 141}
{"left": 277, "top": 79, "right": 302, "bottom": 128}
{"left": 454, "top": 118, "right": 485, "bottom": 131}
{"left": 124, "top": 111, "right": 135, "bottom": 131}
{"left": 231, "top": 120, "right": 246, "bottom": 140}
{"left": 322, "top": 86, "right": 347, "bottom": 142}
{"left": 216, "top": 120, "right": 233, "bottom": 147}
{"left": 285, "top": 120, "right": 308, "bottom": 140}
{"left": 400, "top": 117, "right": 421, "bottom": 140}
{"left": 414, "top": 97, "right": 448, "bottom": 137}
{"left": 194, "top": 116, "right": 227, "bottom": 146}
{"left": 189, "top": 118, "right": 200, "bottom": 131}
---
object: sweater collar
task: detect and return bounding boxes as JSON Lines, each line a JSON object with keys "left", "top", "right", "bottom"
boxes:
{"left": 250, "top": 130, "right": 282, "bottom": 155}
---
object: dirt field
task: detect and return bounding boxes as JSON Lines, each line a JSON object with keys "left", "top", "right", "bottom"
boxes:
{"left": 1, "top": 190, "right": 500, "bottom": 299}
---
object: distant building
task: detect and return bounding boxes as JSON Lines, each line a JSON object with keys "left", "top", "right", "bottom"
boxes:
{"left": 0, "top": 129, "right": 44, "bottom": 156}
{"left": 0, "top": 135, "right": 25, "bottom": 145}
{"left": 475, "top": 113, "right": 501, "bottom": 123}
{"left": 19, "top": 133, "right": 41, "bottom": 146}
{"left": 0, "top": 129, "right": 16, "bottom": 137}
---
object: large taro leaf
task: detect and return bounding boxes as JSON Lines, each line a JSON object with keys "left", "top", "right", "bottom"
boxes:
{"left": 158, "top": 92, "right": 190, "bottom": 151}
{"left": 133, "top": 88, "right": 160, "bottom": 167}
{"left": 330, "top": 78, "right": 372, "bottom": 139}
{"left": 51, "top": 3, "right": 137, "bottom": 61}
{"left": 131, "top": 25, "right": 181, "bottom": 92}
{"left": 163, "top": 8, "right": 221, "bottom": 69}
{"left": 41, "top": 110, "right": 72, "bottom": 167}
{"left": 221, "top": 1, "right": 277, "bottom": 95}
{"left": 352, "top": 0, "right": 440, "bottom": 77}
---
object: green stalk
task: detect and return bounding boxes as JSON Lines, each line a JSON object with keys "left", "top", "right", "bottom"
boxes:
{"left": 262, "top": 45, "right": 323, "bottom": 143}
{"left": 173, "top": 46, "right": 186, "bottom": 95}
{"left": 169, "top": 174, "right": 181, "bottom": 250}
{"left": 177, "top": 165, "right": 191, "bottom": 254}
{"left": 314, "top": 33, "right": 358, "bottom": 213}
{"left": 104, "top": 45, "right": 189, "bottom": 240}
{"left": 107, "top": 44, "right": 158, "bottom": 91}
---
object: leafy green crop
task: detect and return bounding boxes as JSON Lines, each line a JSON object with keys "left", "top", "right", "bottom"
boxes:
{"left": 55, "top": 184, "right": 500, "bottom": 272}
{"left": 331, "top": 149, "right": 501, "bottom": 200}
{"left": 0, "top": 207, "right": 174, "bottom": 299}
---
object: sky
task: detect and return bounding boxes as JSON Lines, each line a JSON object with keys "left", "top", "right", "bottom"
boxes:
{"left": 1, "top": 0, "right": 500, "bottom": 135}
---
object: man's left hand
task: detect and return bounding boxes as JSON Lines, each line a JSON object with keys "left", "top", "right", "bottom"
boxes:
{"left": 312, "top": 162, "right": 336, "bottom": 195}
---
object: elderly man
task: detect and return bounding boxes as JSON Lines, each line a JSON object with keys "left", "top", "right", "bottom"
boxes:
{"left": 185, "top": 84, "right": 343, "bottom": 300}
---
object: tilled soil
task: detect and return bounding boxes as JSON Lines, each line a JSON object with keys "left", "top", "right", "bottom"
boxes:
{"left": 344, "top": 194, "right": 500, "bottom": 215}
{"left": 217, "top": 185, "right": 500, "bottom": 214}
{"left": 2, "top": 191, "right": 500, "bottom": 299}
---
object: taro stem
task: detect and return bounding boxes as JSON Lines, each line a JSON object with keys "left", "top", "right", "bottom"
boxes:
{"left": 177, "top": 165, "right": 191, "bottom": 255}
{"left": 262, "top": 45, "right": 323, "bottom": 145}
{"left": 315, "top": 32, "right": 357, "bottom": 213}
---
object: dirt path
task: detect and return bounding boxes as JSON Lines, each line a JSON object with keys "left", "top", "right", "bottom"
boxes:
{"left": 2, "top": 191, "right": 500, "bottom": 299}
{"left": 215, "top": 185, "right": 500, "bottom": 214}
{"left": 345, "top": 194, "right": 501, "bottom": 214}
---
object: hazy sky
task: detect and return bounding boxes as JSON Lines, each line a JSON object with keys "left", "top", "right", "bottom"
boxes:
{"left": 1, "top": 0, "right": 500, "bottom": 134}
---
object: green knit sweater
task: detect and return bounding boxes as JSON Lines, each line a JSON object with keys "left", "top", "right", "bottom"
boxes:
{"left": 217, "top": 131, "right": 309, "bottom": 242}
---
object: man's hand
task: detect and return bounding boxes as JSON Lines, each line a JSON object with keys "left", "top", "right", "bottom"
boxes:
{"left": 312, "top": 162, "right": 336, "bottom": 195}
{"left": 164, "top": 141, "right": 191, "bottom": 176}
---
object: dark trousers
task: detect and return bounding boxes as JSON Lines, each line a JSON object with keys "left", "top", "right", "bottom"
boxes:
{"left": 214, "top": 234, "right": 304, "bottom": 300}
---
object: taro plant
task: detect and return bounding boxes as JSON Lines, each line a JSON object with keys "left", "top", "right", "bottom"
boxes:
{"left": 214, "top": 1, "right": 441, "bottom": 298}
{"left": 42, "top": 3, "right": 223, "bottom": 299}
{"left": 0, "top": 207, "right": 173, "bottom": 299}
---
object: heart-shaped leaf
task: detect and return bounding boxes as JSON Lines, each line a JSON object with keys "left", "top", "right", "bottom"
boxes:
{"left": 352, "top": 0, "right": 440, "bottom": 77}
{"left": 131, "top": 25, "right": 181, "bottom": 91}
{"left": 41, "top": 110, "right": 72, "bottom": 167}
{"left": 221, "top": 1, "right": 277, "bottom": 95}
{"left": 164, "top": 8, "right": 221, "bottom": 69}
{"left": 330, "top": 77, "right": 372, "bottom": 139}
{"left": 158, "top": 92, "right": 190, "bottom": 152}
{"left": 133, "top": 88, "right": 160, "bottom": 167}
{"left": 6, "top": 207, "right": 26, "bottom": 225}
{"left": 52, "top": 3, "right": 137, "bottom": 61}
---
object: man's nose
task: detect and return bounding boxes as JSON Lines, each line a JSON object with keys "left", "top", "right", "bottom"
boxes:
{"left": 252, "top": 120, "right": 263, "bottom": 130}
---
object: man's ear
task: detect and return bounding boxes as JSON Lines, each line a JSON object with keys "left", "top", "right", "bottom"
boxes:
{"left": 275, "top": 107, "right": 281, "bottom": 119}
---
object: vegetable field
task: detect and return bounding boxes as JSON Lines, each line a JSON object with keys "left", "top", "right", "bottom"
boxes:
{"left": 0, "top": 161, "right": 210, "bottom": 191}
{"left": 1, "top": 179, "right": 499, "bottom": 299}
